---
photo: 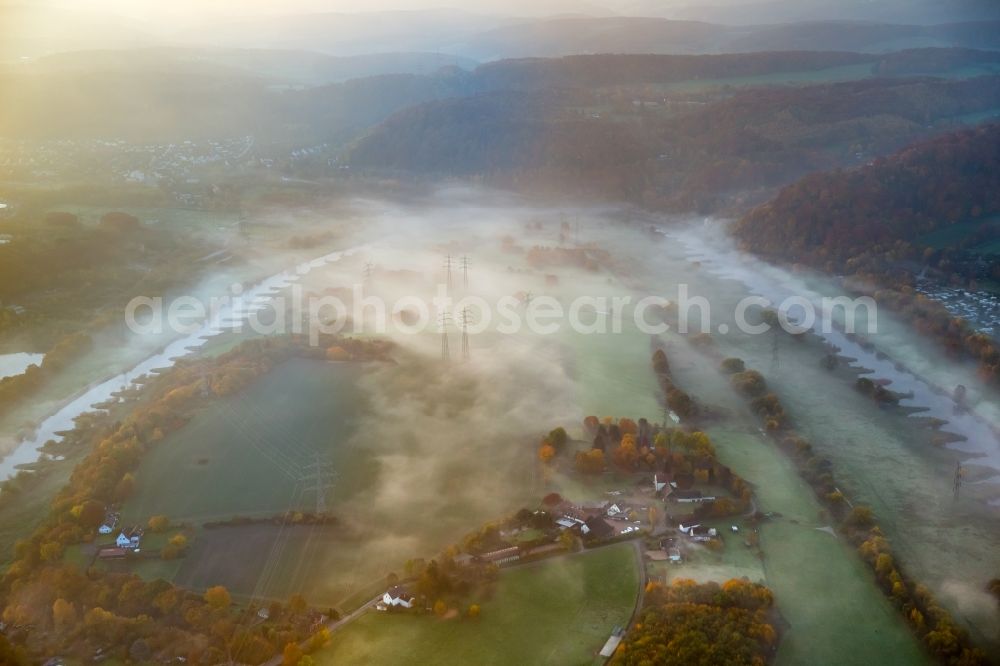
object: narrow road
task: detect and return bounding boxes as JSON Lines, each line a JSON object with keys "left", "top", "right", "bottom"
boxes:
{"left": 261, "top": 594, "right": 381, "bottom": 666}
{"left": 620, "top": 542, "right": 647, "bottom": 640}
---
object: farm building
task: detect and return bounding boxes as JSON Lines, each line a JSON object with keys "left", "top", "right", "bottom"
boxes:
{"left": 604, "top": 502, "right": 626, "bottom": 517}
{"left": 382, "top": 586, "right": 414, "bottom": 609}
{"left": 653, "top": 474, "right": 672, "bottom": 497}
{"left": 479, "top": 546, "right": 521, "bottom": 565}
{"left": 672, "top": 489, "right": 716, "bottom": 503}
{"left": 98, "top": 510, "right": 119, "bottom": 534}
{"left": 599, "top": 627, "right": 626, "bottom": 657}
{"left": 116, "top": 526, "right": 143, "bottom": 550}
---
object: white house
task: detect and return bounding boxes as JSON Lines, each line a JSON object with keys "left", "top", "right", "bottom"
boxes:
{"left": 116, "top": 527, "right": 142, "bottom": 550}
{"left": 382, "top": 586, "right": 414, "bottom": 609}
{"left": 678, "top": 523, "right": 701, "bottom": 536}
{"left": 98, "top": 511, "right": 119, "bottom": 535}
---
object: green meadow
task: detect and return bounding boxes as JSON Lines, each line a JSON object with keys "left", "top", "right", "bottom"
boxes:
{"left": 316, "top": 543, "right": 639, "bottom": 666}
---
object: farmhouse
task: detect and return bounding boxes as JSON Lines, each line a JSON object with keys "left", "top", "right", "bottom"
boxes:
{"left": 116, "top": 526, "right": 143, "bottom": 550}
{"left": 653, "top": 473, "right": 672, "bottom": 497}
{"left": 382, "top": 586, "right": 414, "bottom": 609}
{"left": 604, "top": 502, "right": 626, "bottom": 517}
{"left": 678, "top": 522, "right": 700, "bottom": 536}
{"left": 98, "top": 511, "right": 119, "bottom": 535}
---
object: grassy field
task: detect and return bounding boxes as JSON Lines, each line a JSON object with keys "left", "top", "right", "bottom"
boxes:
{"left": 0, "top": 463, "right": 76, "bottom": 566}
{"left": 113, "top": 359, "right": 393, "bottom": 606}
{"left": 115, "top": 353, "right": 543, "bottom": 608}
{"left": 654, "top": 334, "right": 930, "bottom": 666}
{"left": 121, "top": 359, "right": 369, "bottom": 524}
{"left": 316, "top": 543, "right": 640, "bottom": 666}
{"left": 170, "top": 523, "right": 382, "bottom": 606}
{"left": 697, "top": 426, "right": 931, "bottom": 666}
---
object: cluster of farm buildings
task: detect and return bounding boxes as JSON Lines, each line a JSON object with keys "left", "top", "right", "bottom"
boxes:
{"left": 94, "top": 509, "right": 146, "bottom": 559}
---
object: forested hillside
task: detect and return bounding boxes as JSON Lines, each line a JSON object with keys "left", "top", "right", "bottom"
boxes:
{"left": 348, "top": 75, "right": 1000, "bottom": 209}
{"left": 468, "top": 51, "right": 873, "bottom": 91}
{"left": 733, "top": 123, "right": 1000, "bottom": 274}
{"left": 734, "top": 123, "right": 1000, "bottom": 383}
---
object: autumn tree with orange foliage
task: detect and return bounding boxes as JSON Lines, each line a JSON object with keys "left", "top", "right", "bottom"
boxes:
{"left": 613, "top": 578, "right": 777, "bottom": 665}
{"left": 538, "top": 443, "right": 556, "bottom": 464}
{"left": 574, "top": 448, "right": 606, "bottom": 475}
{"left": 612, "top": 433, "right": 640, "bottom": 470}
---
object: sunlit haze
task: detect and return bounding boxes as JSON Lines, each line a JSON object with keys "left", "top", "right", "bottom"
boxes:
{"left": 0, "top": 0, "right": 999, "bottom": 664}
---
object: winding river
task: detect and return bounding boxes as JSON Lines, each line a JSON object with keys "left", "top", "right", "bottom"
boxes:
{"left": 669, "top": 221, "right": 1000, "bottom": 479}
{"left": 0, "top": 246, "right": 363, "bottom": 479}
{"left": 648, "top": 219, "right": 1000, "bottom": 649}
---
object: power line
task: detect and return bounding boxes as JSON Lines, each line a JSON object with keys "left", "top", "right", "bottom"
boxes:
{"left": 439, "top": 311, "right": 452, "bottom": 363}
{"left": 300, "top": 452, "right": 337, "bottom": 514}
{"left": 460, "top": 255, "right": 470, "bottom": 289}
{"left": 461, "top": 307, "right": 473, "bottom": 362}
{"left": 444, "top": 254, "right": 453, "bottom": 292}
{"left": 363, "top": 261, "right": 374, "bottom": 283}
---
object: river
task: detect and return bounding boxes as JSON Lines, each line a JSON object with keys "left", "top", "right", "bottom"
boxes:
{"left": 645, "top": 218, "right": 1000, "bottom": 650}
{"left": 0, "top": 246, "right": 364, "bottom": 479}
{"left": 0, "top": 352, "right": 43, "bottom": 380}
{"left": 668, "top": 220, "right": 1000, "bottom": 478}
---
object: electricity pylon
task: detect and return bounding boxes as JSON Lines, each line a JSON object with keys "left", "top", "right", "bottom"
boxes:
{"left": 440, "top": 311, "right": 452, "bottom": 363}
{"left": 460, "top": 255, "right": 470, "bottom": 289}
{"left": 300, "top": 453, "right": 337, "bottom": 513}
{"left": 461, "top": 307, "right": 473, "bottom": 362}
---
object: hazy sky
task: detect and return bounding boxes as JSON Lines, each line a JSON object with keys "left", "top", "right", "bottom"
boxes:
{"left": 32, "top": 0, "right": 652, "bottom": 19}
{"left": 28, "top": 0, "right": 783, "bottom": 22}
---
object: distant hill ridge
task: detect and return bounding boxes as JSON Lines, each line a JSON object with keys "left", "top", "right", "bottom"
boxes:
{"left": 3, "top": 47, "right": 999, "bottom": 144}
